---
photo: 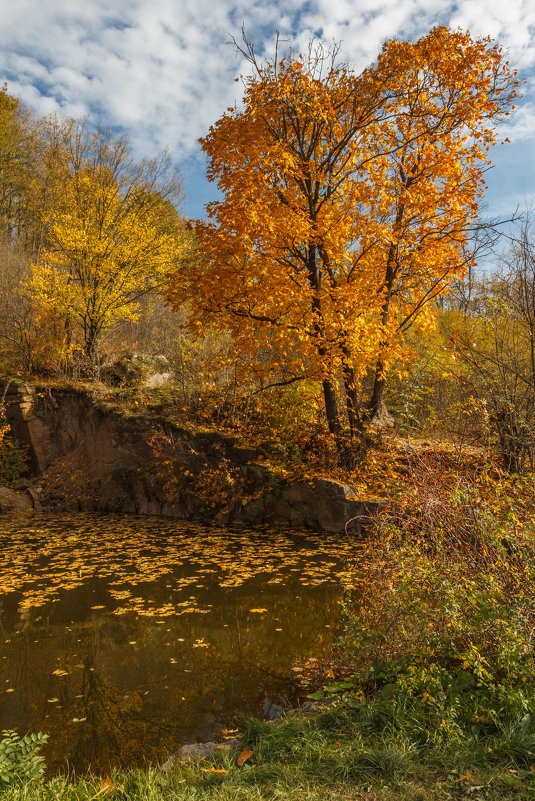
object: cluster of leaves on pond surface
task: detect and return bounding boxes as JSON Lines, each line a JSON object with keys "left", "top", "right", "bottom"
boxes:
{"left": 0, "top": 514, "right": 354, "bottom": 617}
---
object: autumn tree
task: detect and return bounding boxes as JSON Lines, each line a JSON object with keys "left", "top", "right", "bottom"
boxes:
{"left": 0, "top": 84, "right": 39, "bottom": 247}
{"left": 27, "top": 122, "right": 186, "bottom": 364}
{"left": 447, "top": 218, "right": 535, "bottom": 472}
{"left": 168, "top": 27, "right": 518, "bottom": 446}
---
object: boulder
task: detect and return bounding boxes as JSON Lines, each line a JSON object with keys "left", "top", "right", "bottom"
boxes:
{"left": 0, "top": 486, "right": 34, "bottom": 512}
{"left": 368, "top": 401, "right": 395, "bottom": 430}
{"left": 160, "top": 737, "right": 242, "bottom": 772}
{"left": 101, "top": 352, "right": 171, "bottom": 387}
{"left": 241, "top": 476, "right": 385, "bottom": 532}
{"left": 144, "top": 371, "right": 174, "bottom": 389}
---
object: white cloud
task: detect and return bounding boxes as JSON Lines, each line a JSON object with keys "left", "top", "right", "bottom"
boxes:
{"left": 0, "top": 0, "right": 533, "bottom": 217}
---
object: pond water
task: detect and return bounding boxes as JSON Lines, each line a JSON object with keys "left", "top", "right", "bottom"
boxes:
{"left": 0, "top": 513, "right": 355, "bottom": 774}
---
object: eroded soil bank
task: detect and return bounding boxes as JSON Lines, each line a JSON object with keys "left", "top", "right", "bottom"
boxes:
{"left": 0, "top": 381, "right": 383, "bottom": 531}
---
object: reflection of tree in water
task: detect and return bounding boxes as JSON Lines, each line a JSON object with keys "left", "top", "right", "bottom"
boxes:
{"left": 67, "top": 656, "right": 149, "bottom": 772}
{"left": 0, "top": 515, "right": 344, "bottom": 773}
{"left": 41, "top": 620, "right": 175, "bottom": 774}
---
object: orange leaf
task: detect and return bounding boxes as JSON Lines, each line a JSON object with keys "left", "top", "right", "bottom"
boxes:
{"left": 237, "top": 749, "right": 253, "bottom": 767}
{"left": 99, "top": 776, "right": 116, "bottom": 795}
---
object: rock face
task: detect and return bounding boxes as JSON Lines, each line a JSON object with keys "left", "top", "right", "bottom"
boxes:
{"left": 241, "top": 476, "right": 381, "bottom": 533}
{"left": 1, "top": 381, "right": 384, "bottom": 532}
{"left": 0, "top": 486, "right": 35, "bottom": 512}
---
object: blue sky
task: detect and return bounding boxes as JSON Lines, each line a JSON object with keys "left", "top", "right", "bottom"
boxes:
{"left": 0, "top": 0, "right": 534, "bottom": 221}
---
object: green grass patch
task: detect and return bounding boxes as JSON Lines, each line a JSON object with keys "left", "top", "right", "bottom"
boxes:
{"left": 3, "top": 700, "right": 535, "bottom": 801}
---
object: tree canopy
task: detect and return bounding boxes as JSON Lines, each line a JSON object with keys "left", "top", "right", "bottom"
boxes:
{"left": 0, "top": 84, "right": 39, "bottom": 247}
{"left": 27, "top": 122, "right": 187, "bottom": 362}
{"left": 168, "top": 26, "right": 519, "bottom": 444}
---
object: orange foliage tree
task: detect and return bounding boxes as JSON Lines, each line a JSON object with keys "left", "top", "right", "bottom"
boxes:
{"left": 168, "top": 27, "right": 519, "bottom": 444}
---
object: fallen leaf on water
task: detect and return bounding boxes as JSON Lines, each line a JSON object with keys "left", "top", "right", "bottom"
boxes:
{"left": 249, "top": 608, "right": 268, "bottom": 613}
{"left": 91, "top": 605, "right": 106, "bottom": 610}
{"left": 237, "top": 749, "right": 253, "bottom": 767}
{"left": 52, "top": 669, "right": 69, "bottom": 676}
{"left": 5, "top": 688, "right": 14, "bottom": 693}
{"left": 47, "top": 698, "right": 59, "bottom": 703}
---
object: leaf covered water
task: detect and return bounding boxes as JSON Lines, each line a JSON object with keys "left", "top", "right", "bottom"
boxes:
{"left": 0, "top": 513, "right": 352, "bottom": 774}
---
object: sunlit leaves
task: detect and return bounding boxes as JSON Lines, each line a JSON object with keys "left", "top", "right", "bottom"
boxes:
{"left": 26, "top": 124, "right": 186, "bottom": 361}
{"left": 168, "top": 27, "right": 519, "bottom": 431}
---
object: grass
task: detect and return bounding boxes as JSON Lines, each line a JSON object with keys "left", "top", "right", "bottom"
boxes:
{"left": 3, "top": 699, "right": 535, "bottom": 801}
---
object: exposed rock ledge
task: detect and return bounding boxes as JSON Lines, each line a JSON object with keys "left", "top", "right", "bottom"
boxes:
{"left": 1, "top": 381, "right": 384, "bottom": 532}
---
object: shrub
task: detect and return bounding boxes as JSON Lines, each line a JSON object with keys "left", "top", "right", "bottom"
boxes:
{"left": 0, "top": 730, "right": 48, "bottom": 787}
{"left": 337, "top": 455, "right": 535, "bottom": 741}
{"left": 0, "top": 424, "right": 26, "bottom": 484}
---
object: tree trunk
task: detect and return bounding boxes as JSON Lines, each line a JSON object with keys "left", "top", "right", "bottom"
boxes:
{"left": 342, "top": 360, "right": 360, "bottom": 436}
{"left": 322, "top": 377, "right": 342, "bottom": 436}
{"left": 84, "top": 326, "right": 99, "bottom": 366}
{"left": 369, "top": 359, "right": 386, "bottom": 421}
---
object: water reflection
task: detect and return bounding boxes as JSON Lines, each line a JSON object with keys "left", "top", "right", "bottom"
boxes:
{"left": 0, "top": 514, "right": 352, "bottom": 773}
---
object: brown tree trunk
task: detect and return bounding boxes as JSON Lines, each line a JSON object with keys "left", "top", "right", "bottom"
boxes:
{"left": 342, "top": 360, "right": 360, "bottom": 436}
{"left": 322, "top": 377, "right": 342, "bottom": 436}
{"left": 369, "top": 359, "right": 386, "bottom": 421}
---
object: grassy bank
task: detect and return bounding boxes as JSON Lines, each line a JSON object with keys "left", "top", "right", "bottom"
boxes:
{"left": 3, "top": 698, "right": 535, "bottom": 801}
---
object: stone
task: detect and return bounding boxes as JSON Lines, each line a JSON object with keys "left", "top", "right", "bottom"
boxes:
{"left": 26, "top": 487, "right": 42, "bottom": 511}
{"left": 368, "top": 401, "right": 395, "bottom": 430}
{"left": 0, "top": 487, "right": 34, "bottom": 512}
{"left": 0, "top": 380, "right": 386, "bottom": 531}
{"left": 101, "top": 352, "right": 170, "bottom": 386}
{"left": 160, "top": 737, "right": 243, "bottom": 772}
{"left": 144, "top": 371, "right": 174, "bottom": 389}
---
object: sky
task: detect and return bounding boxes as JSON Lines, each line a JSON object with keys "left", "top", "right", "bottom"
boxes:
{"left": 0, "top": 0, "right": 534, "bottom": 222}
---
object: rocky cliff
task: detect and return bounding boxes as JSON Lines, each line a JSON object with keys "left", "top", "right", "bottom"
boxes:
{"left": 1, "top": 381, "right": 383, "bottom": 531}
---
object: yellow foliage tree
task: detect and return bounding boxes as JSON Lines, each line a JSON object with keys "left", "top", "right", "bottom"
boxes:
{"left": 28, "top": 124, "right": 186, "bottom": 363}
{"left": 0, "top": 84, "right": 39, "bottom": 247}
{"left": 168, "top": 27, "right": 519, "bottom": 443}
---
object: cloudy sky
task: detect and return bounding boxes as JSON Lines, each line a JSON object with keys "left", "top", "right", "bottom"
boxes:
{"left": 0, "top": 0, "right": 534, "bottom": 221}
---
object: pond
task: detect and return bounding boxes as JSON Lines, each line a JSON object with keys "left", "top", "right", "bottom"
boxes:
{"left": 0, "top": 513, "right": 355, "bottom": 774}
